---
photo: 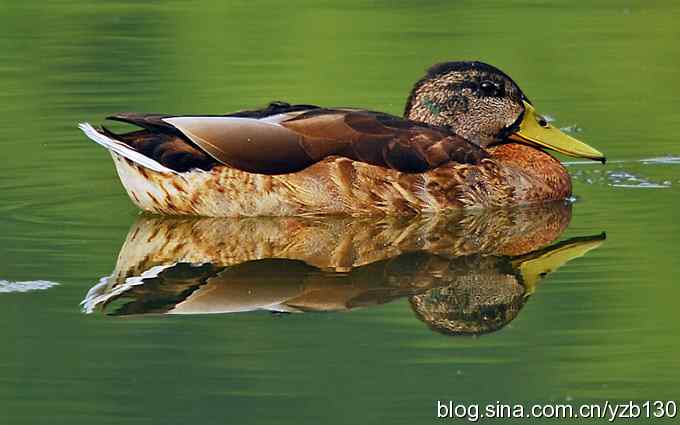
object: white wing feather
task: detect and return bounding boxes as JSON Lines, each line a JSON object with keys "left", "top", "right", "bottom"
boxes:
{"left": 78, "top": 123, "right": 177, "bottom": 174}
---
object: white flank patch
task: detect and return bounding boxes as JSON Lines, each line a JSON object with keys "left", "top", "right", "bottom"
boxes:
{"left": 78, "top": 123, "right": 177, "bottom": 174}
{"left": 0, "top": 280, "right": 59, "bottom": 293}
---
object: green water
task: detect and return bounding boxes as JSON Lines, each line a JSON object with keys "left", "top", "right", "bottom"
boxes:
{"left": 1, "top": 1, "right": 679, "bottom": 424}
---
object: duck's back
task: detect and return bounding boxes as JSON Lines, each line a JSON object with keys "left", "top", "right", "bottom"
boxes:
{"left": 80, "top": 102, "right": 514, "bottom": 216}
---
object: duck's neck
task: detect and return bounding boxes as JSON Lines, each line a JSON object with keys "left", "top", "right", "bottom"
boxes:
{"left": 487, "top": 143, "right": 572, "bottom": 201}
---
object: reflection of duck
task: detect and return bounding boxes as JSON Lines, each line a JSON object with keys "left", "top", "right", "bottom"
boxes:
{"left": 409, "top": 235, "right": 605, "bottom": 335}
{"left": 79, "top": 62, "right": 604, "bottom": 216}
{"left": 83, "top": 202, "right": 605, "bottom": 336}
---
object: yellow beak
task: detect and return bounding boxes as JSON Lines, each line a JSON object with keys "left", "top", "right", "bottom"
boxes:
{"left": 509, "top": 101, "right": 606, "bottom": 163}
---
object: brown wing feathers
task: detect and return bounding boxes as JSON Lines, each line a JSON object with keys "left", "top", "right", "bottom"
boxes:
{"left": 101, "top": 121, "right": 217, "bottom": 172}
{"left": 285, "top": 109, "right": 488, "bottom": 172}
{"left": 101, "top": 106, "right": 488, "bottom": 174}
{"left": 163, "top": 116, "right": 317, "bottom": 174}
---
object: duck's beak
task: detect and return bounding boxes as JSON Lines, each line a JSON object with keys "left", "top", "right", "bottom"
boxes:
{"left": 508, "top": 101, "right": 606, "bottom": 163}
{"left": 511, "top": 232, "right": 606, "bottom": 295}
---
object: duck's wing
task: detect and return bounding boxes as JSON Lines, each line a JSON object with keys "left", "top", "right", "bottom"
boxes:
{"left": 281, "top": 109, "right": 489, "bottom": 172}
{"left": 96, "top": 103, "right": 488, "bottom": 174}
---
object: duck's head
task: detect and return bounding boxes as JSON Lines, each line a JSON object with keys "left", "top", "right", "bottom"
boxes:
{"left": 405, "top": 61, "right": 605, "bottom": 163}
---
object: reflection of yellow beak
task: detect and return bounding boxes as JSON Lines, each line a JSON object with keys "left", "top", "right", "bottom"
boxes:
{"left": 509, "top": 101, "right": 606, "bottom": 163}
{"left": 512, "top": 233, "right": 606, "bottom": 295}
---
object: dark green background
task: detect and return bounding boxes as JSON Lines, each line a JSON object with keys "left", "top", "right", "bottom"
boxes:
{"left": 1, "top": 1, "right": 679, "bottom": 424}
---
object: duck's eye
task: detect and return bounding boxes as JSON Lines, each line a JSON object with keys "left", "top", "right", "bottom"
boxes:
{"left": 479, "top": 80, "right": 501, "bottom": 97}
{"left": 537, "top": 117, "right": 549, "bottom": 128}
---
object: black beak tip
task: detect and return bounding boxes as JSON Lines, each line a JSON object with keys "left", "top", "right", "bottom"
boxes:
{"left": 600, "top": 157, "right": 607, "bottom": 165}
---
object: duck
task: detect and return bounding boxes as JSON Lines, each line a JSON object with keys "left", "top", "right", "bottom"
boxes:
{"left": 78, "top": 61, "right": 605, "bottom": 216}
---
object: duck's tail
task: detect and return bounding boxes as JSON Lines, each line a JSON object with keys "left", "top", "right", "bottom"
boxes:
{"left": 78, "top": 123, "right": 177, "bottom": 174}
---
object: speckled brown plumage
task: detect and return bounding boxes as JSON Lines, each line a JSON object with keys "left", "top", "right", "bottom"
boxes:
{"left": 111, "top": 141, "right": 570, "bottom": 216}
{"left": 405, "top": 61, "right": 526, "bottom": 145}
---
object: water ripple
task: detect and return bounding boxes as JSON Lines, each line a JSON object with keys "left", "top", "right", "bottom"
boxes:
{"left": 566, "top": 156, "right": 680, "bottom": 189}
{"left": 640, "top": 155, "right": 680, "bottom": 165}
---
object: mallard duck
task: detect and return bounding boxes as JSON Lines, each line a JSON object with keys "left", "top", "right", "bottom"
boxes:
{"left": 79, "top": 61, "right": 605, "bottom": 216}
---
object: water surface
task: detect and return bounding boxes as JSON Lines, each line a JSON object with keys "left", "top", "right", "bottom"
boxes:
{"left": 1, "top": 1, "right": 679, "bottom": 424}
